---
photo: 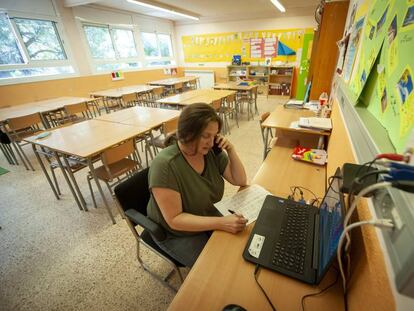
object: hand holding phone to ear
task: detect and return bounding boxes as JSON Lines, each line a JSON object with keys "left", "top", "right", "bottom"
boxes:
{"left": 214, "top": 135, "right": 234, "bottom": 153}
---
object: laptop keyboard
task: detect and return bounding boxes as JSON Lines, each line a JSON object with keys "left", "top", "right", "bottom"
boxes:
{"left": 272, "top": 203, "right": 310, "bottom": 274}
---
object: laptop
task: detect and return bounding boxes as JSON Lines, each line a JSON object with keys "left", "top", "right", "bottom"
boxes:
{"left": 242, "top": 168, "right": 344, "bottom": 285}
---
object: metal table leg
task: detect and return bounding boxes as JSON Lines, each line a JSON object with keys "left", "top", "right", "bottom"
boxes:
{"left": 32, "top": 144, "right": 60, "bottom": 200}
{"left": 53, "top": 151, "right": 84, "bottom": 211}
{"left": 87, "top": 158, "right": 116, "bottom": 224}
{"left": 62, "top": 155, "right": 88, "bottom": 211}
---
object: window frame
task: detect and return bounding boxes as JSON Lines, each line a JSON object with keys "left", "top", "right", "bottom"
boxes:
{"left": 140, "top": 31, "right": 175, "bottom": 67}
{"left": 81, "top": 22, "right": 143, "bottom": 73}
{"left": 0, "top": 11, "right": 76, "bottom": 85}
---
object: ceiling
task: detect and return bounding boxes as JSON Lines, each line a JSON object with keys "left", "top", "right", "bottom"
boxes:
{"left": 64, "top": 0, "right": 321, "bottom": 24}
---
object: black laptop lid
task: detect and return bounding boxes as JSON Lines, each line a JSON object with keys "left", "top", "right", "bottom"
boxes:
{"left": 316, "top": 168, "right": 345, "bottom": 283}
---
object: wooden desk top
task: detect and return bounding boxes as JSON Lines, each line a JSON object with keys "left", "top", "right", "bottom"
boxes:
{"left": 0, "top": 97, "right": 91, "bottom": 122}
{"left": 214, "top": 82, "right": 258, "bottom": 91}
{"left": 157, "top": 89, "right": 235, "bottom": 106}
{"left": 90, "top": 85, "right": 162, "bottom": 98}
{"left": 148, "top": 76, "right": 197, "bottom": 86}
{"left": 97, "top": 106, "right": 180, "bottom": 129}
{"left": 262, "top": 105, "right": 331, "bottom": 136}
{"left": 24, "top": 119, "right": 147, "bottom": 158}
{"left": 168, "top": 141, "right": 344, "bottom": 311}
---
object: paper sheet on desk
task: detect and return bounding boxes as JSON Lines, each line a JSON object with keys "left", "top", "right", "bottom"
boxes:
{"left": 214, "top": 184, "right": 271, "bottom": 225}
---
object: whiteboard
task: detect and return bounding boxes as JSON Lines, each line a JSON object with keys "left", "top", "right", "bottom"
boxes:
{"left": 184, "top": 70, "right": 215, "bottom": 88}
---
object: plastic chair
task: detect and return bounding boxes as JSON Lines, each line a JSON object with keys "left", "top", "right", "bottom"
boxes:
{"left": 114, "top": 167, "right": 184, "bottom": 291}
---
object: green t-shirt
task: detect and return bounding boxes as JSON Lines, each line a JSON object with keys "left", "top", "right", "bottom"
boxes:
{"left": 147, "top": 143, "right": 229, "bottom": 237}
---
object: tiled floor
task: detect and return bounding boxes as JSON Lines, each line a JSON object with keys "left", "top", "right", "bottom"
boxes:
{"left": 0, "top": 96, "right": 285, "bottom": 310}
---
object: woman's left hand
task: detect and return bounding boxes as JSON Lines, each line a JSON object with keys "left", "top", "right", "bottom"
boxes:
{"left": 215, "top": 135, "right": 234, "bottom": 152}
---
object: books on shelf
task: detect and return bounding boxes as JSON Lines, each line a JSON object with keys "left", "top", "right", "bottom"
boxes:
{"left": 298, "top": 117, "right": 332, "bottom": 130}
{"left": 292, "top": 146, "right": 327, "bottom": 166}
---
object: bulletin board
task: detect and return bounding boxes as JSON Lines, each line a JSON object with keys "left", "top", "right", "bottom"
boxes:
{"left": 341, "top": 0, "right": 414, "bottom": 153}
{"left": 181, "top": 28, "right": 314, "bottom": 63}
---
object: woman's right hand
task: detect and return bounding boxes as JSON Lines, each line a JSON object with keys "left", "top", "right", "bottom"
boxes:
{"left": 219, "top": 214, "right": 248, "bottom": 234}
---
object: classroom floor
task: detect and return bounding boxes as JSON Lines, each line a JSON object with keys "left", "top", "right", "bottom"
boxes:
{"left": 0, "top": 96, "right": 285, "bottom": 310}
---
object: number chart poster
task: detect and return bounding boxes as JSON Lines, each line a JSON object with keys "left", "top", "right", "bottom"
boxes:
{"left": 366, "top": 0, "right": 414, "bottom": 152}
{"left": 181, "top": 28, "right": 314, "bottom": 63}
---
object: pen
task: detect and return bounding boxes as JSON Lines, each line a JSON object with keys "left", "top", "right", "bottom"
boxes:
{"left": 228, "top": 209, "right": 235, "bottom": 214}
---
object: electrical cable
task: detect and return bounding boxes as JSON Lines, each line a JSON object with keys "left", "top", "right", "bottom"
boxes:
{"left": 290, "top": 186, "right": 318, "bottom": 202}
{"left": 301, "top": 268, "right": 339, "bottom": 311}
{"left": 254, "top": 265, "right": 277, "bottom": 311}
{"left": 337, "top": 219, "right": 394, "bottom": 292}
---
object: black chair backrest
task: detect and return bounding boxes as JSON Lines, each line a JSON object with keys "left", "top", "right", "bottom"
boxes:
{"left": 114, "top": 167, "right": 150, "bottom": 216}
{"left": 0, "top": 130, "right": 11, "bottom": 144}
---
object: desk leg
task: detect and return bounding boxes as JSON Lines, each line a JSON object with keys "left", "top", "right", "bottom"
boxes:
{"left": 32, "top": 144, "right": 60, "bottom": 200}
{"left": 263, "top": 127, "right": 270, "bottom": 160}
{"left": 62, "top": 155, "right": 88, "bottom": 212}
{"left": 53, "top": 151, "right": 84, "bottom": 211}
{"left": 87, "top": 159, "right": 116, "bottom": 224}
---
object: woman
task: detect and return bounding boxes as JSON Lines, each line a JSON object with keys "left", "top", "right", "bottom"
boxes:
{"left": 147, "top": 103, "right": 248, "bottom": 267}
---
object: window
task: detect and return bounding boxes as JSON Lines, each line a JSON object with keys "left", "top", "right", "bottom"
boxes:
{"left": 0, "top": 13, "right": 74, "bottom": 82}
{"left": 83, "top": 24, "right": 140, "bottom": 72}
{"left": 141, "top": 32, "right": 174, "bottom": 66}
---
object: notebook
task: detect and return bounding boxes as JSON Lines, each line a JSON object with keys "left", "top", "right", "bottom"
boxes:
{"left": 298, "top": 117, "right": 332, "bottom": 130}
{"left": 242, "top": 168, "right": 344, "bottom": 285}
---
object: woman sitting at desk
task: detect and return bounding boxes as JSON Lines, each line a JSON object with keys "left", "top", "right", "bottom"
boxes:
{"left": 147, "top": 103, "right": 248, "bottom": 267}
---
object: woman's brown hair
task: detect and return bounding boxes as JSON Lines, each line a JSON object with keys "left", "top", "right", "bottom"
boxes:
{"left": 177, "top": 103, "right": 222, "bottom": 144}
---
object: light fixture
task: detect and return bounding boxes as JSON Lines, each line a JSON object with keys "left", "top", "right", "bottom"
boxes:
{"left": 270, "top": 0, "right": 286, "bottom": 13}
{"left": 126, "top": 0, "right": 200, "bottom": 20}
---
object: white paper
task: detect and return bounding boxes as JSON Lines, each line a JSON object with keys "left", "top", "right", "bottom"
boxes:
{"left": 214, "top": 184, "right": 271, "bottom": 225}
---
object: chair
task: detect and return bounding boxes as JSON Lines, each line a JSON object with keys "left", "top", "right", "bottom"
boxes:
{"left": 260, "top": 112, "right": 274, "bottom": 160}
{"left": 151, "top": 87, "right": 165, "bottom": 100}
{"left": 0, "top": 129, "right": 18, "bottom": 165}
{"left": 63, "top": 102, "right": 93, "bottom": 123}
{"left": 221, "top": 93, "right": 239, "bottom": 135}
{"left": 212, "top": 99, "right": 228, "bottom": 135}
{"left": 114, "top": 167, "right": 184, "bottom": 291}
{"left": 152, "top": 117, "right": 179, "bottom": 151}
{"left": 6, "top": 112, "right": 44, "bottom": 170}
{"left": 122, "top": 93, "right": 139, "bottom": 107}
{"left": 87, "top": 139, "right": 142, "bottom": 208}
{"left": 174, "top": 82, "right": 184, "bottom": 94}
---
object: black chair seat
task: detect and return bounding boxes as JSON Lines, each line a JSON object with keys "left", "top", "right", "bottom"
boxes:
{"left": 141, "top": 229, "right": 184, "bottom": 267}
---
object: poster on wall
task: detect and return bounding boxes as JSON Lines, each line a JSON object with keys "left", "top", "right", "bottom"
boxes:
{"left": 366, "top": 0, "right": 414, "bottom": 153}
{"left": 181, "top": 27, "right": 312, "bottom": 63}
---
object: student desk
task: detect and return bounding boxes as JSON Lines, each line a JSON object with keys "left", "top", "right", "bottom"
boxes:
{"left": 96, "top": 106, "right": 180, "bottom": 129}
{"left": 148, "top": 76, "right": 198, "bottom": 87}
{"left": 262, "top": 105, "right": 331, "bottom": 150}
{"left": 24, "top": 120, "right": 147, "bottom": 223}
{"left": 168, "top": 139, "right": 343, "bottom": 310}
{"left": 90, "top": 84, "right": 162, "bottom": 99}
{"left": 157, "top": 89, "right": 235, "bottom": 107}
{"left": 0, "top": 97, "right": 92, "bottom": 127}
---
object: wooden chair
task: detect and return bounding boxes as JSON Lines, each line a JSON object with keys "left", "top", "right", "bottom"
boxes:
{"left": 211, "top": 99, "right": 228, "bottom": 135}
{"left": 63, "top": 102, "right": 93, "bottom": 123}
{"left": 151, "top": 87, "right": 165, "bottom": 100}
{"left": 221, "top": 93, "right": 239, "bottom": 134}
{"left": 87, "top": 139, "right": 142, "bottom": 209}
{"left": 260, "top": 112, "right": 274, "bottom": 160}
{"left": 174, "top": 82, "right": 184, "bottom": 94}
{"left": 6, "top": 112, "right": 44, "bottom": 170}
{"left": 122, "top": 93, "right": 139, "bottom": 107}
{"left": 152, "top": 117, "right": 179, "bottom": 151}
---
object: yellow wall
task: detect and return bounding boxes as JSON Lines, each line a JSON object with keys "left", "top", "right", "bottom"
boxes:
{"left": 0, "top": 69, "right": 185, "bottom": 107}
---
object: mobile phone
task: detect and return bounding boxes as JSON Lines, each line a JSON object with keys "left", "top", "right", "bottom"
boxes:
{"left": 212, "top": 137, "right": 222, "bottom": 155}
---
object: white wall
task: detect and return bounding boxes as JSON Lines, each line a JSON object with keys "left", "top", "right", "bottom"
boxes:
{"left": 175, "top": 16, "right": 317, "bottom": 67}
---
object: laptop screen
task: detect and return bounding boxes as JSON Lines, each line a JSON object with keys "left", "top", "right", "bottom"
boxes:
{"left": 317, "top": 170, "right": 344, "bottom": 279}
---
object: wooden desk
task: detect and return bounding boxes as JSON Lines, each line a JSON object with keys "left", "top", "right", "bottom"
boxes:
{"left": 157, "top": 89, "right": 235, "bottom": 106}
{"left": 90, "top": 85, "right": 162, "bottom": 99}
{"left": 148, "top": 76, "right": 197, "bottom": 87}
{"left": 96, "top": 106, "right": 180, "bottom": 129}
{"left": 168, "top": 140, "right": 344, "bottom": 311}
{"left": 24, "top": 120, "right": 147, "bottom": 223}
{"left": 214, "top": 82, "right": 258, "bottom": 92}
{"left": 0, "top": 97, "right": 91, "bottom": 123}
